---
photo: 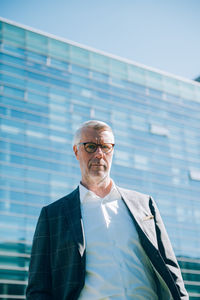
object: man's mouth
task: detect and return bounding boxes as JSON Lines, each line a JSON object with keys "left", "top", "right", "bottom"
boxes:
{"left": 89, "top": 161, "right": 105, "bottom": 168}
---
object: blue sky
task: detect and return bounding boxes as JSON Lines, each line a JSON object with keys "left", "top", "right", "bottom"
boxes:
{"left": 0, "top": 0, "right": 200, "bottom": 80}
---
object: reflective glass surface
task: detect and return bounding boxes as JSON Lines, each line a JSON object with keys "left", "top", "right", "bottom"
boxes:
{"left": 0, "top": 19, "right": 200, "bottom": 299}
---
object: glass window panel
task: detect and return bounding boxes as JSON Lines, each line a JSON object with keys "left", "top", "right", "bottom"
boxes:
{"left": 50, "top": 151, "right": 68, "bottom": 161}
{"left": 28, "top": 91, "right": 49, "bottom": 104}
{"left": 0, "top": 118, "right": 25, "bottom": 132}
{"left": 26, "top": 59, "right": 42, "bottom": 70}
{"left": 49, "top": 93, "right": 67, "bottom": 105}
{"left": 163, "top": 75, "right": 180, "bottom": 96}
{"left": 179, "top": 81, "right": 195, "bottom": 100}
{"left": 10, "top": 143, "right": 25, "bottom": 154}
{"left": 26, "top": 31, "right": 48, "bottom": 54}
{"left": 26, "top": 50, "right": 47, "bottom": 63}
{"left": 26, "top": 80, "right": 49, "bottom": 93}
{"left": 44, "top": 66, "right": 68, "bottom": 78}
{"left": 150, "top": 124, "right": 169, "bottom": 137}
{"left": 0, "top": 177, "right": 18, "bottom": 190}
{"left": 26, "top": 129, "right": 46, "bottom": 139}
{"left": 0, "top": 52, "right": 25, "bottom": 67}
{"left": 1, "top": 95, "right": 26, "bottom": 109}
{"left": 26, "top": 145, "right": 48, "bottom": 157}
{"left": 49, "top": 135, "right": 67, "bottom": 145}
{"left": 0, "top": 189, "right": 9, "bottom": 200}
{"left": 110, "top": 85, "right": 132, "bottom": 98}
{"left": 10, "top": 109, "right": 48, "bottom": 124}
{"left": 1, "top": 62, "right": 26, "bottom": 77}
{"left": 134, "top": 154, "right": 149, "bottom": 170}
{"left": 114, "top": 150, "right": 130, "bottom": 167}
{"left": 2, "top": 22, "right": 25, "bottom": 46}
{"left": 0, "top": 21, "right": 2, "bottom": 39}
{"left": 26, "top": 123, "right": 49, "bottom": 136}
{"left": 0, "top": 130, "right": 25, "bottom": 142}
{"left": 49, "top": 114, "right": 67, "bottom": 127}
{"left": 26, "top": 157, "right": 49, "bottom": 169}
{"left": 25, "top": 192, "right": 49, "bottom": 205}
{"left": 110, "top": 58, "right": 128, "bottom": 80}
{"left": 73, "top": 103, "right": 91, "bottom": 116}
{"left": 70, "top": 73, "right": 91, "bottom": 87}
{"left": 50, "top": 58, "right": 69, "bottom": 70}
{"left": 0, "top": 164, "right": 25, "bottom": 178}
{"left": 48, "top": 76, "right": 70, "bottom": 89}
{"left": 122, "top": 80, "right": 146, "bottom": 94}
{"left": 3, "top": 85, "right": 24, "bottom": 98}
{"left": 2, "top": 43, "right": 26, "bottom": 57}
{"left": 70, "top": 45, "right": 89, "bottom": 67}
{"left": 195, "top": 84, "right": 200, "bottom": 103}
{"left": 92, "top": 70, "right": 109, "bottom": 82}
{"left": 0, "top": 106, "right": 7, "bottom": 115}
{"left": 112, "top": 110, "right": 127, "bottom": 122}
{"left": 81, "top": 88, "right": 92, "bottom": 98}
{"left": 48, "top": 38, "right": 69, "bottom": 60}
{"left": 145, "top": 70, "right": 163, "bottom": 90}
{"left": 71, "top": 64, "right": 89, "bottom": 76}
{"left": 0, "top": 141, "right": 9, "bottom": 151}
{"left": 49, "top": 86, "right": 70, "bottom": 102}
{"left": 26, "top": 102, "right": 49, "bottom": 114}
{"left": 25, "top": 181, "right": 49, "bottom": 193}
{"left": 9, "top": 154, "right": 25, "bottom": 165}
{"left": 92, "top": 80, "right": 110, "bottom": 91}
{"left": 0, "top": 64, "right": 27, "bottom": 77}
{"left": 94, "top": 108, "right": 110, "bottom": 121}
{"left": 26, "top": 135, "right": 49, "bottom": 147}
{"left": 111, "top": 77, "right": 125, "bottom": 88}
{"left": 0, "top": 73, "right": 26, "bottom": 88}
{"left": 27, "top": 70, "right": 48, "bottom": 83}
{"left": 90, "top": 52, "right": 109, "bottom": 74}
{"left": 128, "top": 64, "right": 145, "bottom": 85}
{"left": 26, "top": 169, "right": 49, "bottom": 182}
{"left": 148, "top": 88, "right": 163, "bottom": 98}
{"left": 130, "top": 114, "right": 148, "bottom": 131}
{"left": 189, "top": 170, "right": 200, "bottom": 181}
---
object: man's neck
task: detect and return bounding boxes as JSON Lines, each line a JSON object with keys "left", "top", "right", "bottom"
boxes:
{"left": 81, "top": 178, "right": 113, "bottom": 198}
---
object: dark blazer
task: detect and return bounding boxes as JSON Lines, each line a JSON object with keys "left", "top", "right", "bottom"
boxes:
{"left": 26, "top": 186, "right": 188, "bottom": 300}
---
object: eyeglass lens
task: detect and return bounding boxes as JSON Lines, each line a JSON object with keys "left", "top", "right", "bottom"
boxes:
{"left": 84, "top": 143, "right": 113, "bottom": 153}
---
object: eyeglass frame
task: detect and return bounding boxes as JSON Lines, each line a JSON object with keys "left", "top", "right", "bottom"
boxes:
{"left": 78, "top": 142, "right": 115, "bottom": 153}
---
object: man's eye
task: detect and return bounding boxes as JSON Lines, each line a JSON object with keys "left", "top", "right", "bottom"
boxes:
{"left": 102, "top": 145, "right": 109, "bottom": 150}
{"left": 87, "top": 143, "right": 96, "bottom": 149}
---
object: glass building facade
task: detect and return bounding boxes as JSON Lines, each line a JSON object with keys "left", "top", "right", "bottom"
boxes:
{"left": 0, "top": 17, "right": 200, "bottom": 299}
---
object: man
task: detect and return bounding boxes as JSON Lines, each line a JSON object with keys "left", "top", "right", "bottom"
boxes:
{"left": 26, "top": 120, "right": 188, "bottom": 300}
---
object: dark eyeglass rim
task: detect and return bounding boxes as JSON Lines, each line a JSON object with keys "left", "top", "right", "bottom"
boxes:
{"left": 78, "top": 142, "right": 115, "bottom": 153}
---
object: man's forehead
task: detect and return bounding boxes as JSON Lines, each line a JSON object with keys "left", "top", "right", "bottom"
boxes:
{"left": 81, "top": 127, "right": 114, "bottom": 140}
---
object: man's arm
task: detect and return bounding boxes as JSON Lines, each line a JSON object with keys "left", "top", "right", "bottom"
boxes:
{"left": 149, "top": 197, "right": 189, "bottom": 300}
{"left": 26, "top": 207, "right": 52, "bottom": 300}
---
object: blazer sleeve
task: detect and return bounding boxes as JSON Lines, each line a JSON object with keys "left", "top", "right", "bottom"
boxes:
{"left": 26, "top": 207, "right": 52, "bottom": 300}
{"left": 149, "top": 197, "right": 189, "bottom": 300}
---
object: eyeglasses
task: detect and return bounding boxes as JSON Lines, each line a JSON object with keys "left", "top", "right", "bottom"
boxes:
{"left": 78, "top": 142, "right": 115, "bottom": 153}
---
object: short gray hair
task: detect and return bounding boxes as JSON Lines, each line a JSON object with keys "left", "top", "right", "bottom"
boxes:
{"left": 73, "top": 120, "right": 114, "bottom": 145}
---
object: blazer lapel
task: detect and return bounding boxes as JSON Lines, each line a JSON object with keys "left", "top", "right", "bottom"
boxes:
{"left": 117, "top": 186, "right": 158, "bottom": 249}
{"left": 63, "top": 187, "right": 85, "bottom": 257}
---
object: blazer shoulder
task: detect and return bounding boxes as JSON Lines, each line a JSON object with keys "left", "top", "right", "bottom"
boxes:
{"left": 44, "top": 187, "right": 79, "bottom": 213}
{"left": 117, "top": 186, "right": 150, "bottom": 202}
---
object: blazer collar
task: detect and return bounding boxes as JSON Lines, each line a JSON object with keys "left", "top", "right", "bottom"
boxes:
{"left": 63, "top": 187, "right": 85, "bottom": 257}
{"left": 116, "top": 186, "right": 158, "bottom": 249}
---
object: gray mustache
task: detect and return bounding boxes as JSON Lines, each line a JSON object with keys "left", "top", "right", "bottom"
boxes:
{"left": 89, "top": 160, "right": 106, "bottom": 166}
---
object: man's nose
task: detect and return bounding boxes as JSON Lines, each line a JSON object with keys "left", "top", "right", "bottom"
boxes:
{"left": 94, "top": 146, "right": 104, "bottom": 157}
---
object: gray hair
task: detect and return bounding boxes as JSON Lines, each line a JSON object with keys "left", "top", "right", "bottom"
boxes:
{"left": 73, "top": 120, "right": 114, "bottom": 145}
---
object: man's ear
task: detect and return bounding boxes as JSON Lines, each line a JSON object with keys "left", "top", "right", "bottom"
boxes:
{"left": 73, "top": 145, "right": 79, "bottom": 160}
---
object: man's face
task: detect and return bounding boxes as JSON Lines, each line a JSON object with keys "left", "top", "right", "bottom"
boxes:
{"left": 73, "top": 127, "right": 114, "bottom": 185}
